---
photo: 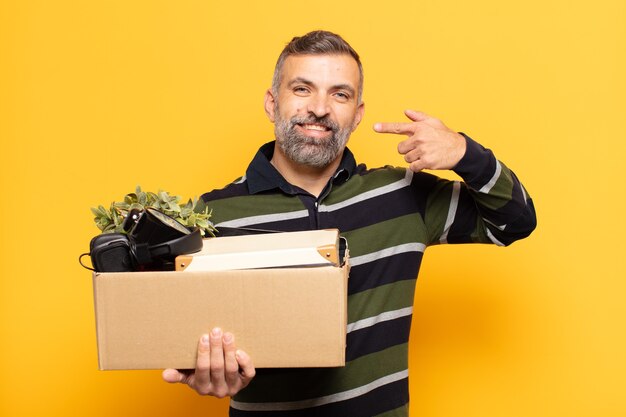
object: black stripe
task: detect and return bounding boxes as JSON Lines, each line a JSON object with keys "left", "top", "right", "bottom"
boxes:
{"left": 346, "top": 315, "right": 413, "bottom": 361}
{"left": 488, "top": 198, "right": 537, "bottom": 246}
{"left": 201, "top": 180, "right": 249, "bottom": 201}
{"left": 229, "top": 377, "right": 409, "bottom": 417}
{"left": 234, "top": 218, "right": 312, "bottom": 233}
{"left": 453, "top": 134, "right": 498, "bottom": 189}
{"left": 447, "top": 185, "right": 480, "bottom": 244}
{"left": 319, "top": 187, "right": 422, "bottom": 233}
{"left": 409, "top": 171, "right": 440, "bottom": 218}
{"left": 348, "top": 252, "right": 422, "bottom": 295}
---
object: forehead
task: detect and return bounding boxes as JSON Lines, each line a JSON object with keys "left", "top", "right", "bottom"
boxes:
{"left": 280, "top": 54, "right": 360, "bottom": 89}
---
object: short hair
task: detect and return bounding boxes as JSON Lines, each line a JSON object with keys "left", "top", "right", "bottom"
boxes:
{"left": 271, "top": 30, "right": 363, "bottom": 103}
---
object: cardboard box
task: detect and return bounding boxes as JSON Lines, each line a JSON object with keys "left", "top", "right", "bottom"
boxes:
{"left": 92, "top": 230, "right": 349, "bottom": 370}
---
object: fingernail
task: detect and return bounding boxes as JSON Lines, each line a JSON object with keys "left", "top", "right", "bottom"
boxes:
{"left": 201, "top": 334, "right": 209, "bottom": 345}
{"left": 223, "top": 332, "right": 233, "bottom": 344}
{"left": 373, "top": 123, "right": 381, "bottom": 131}
{"left": 211, "top": 327, "right": 222, "bottom": 337}
{"left": 235, "top": 350, "right": 245, "bottom": 360}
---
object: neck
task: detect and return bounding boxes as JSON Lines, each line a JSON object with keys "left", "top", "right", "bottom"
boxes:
{"left": 270, "top": 144, "right": 342, "bottom": 198}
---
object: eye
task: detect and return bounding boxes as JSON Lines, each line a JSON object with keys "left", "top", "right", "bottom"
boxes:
{"left": 293, "top": 86, "right": 310, "bottom": 95}
{"left": 334, "top": 91, "right": 350, "bottom": 102}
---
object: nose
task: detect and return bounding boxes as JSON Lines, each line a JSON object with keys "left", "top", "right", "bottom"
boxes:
{"left": 306, "top": 93, "right": 330, "bottom": 118}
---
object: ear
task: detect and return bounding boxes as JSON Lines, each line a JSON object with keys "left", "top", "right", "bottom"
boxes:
{"left": 264, "top": 89, "right": 276, "bottom": 123}
{"left": 351, "top": 101, "right": 365, "bottom": 132}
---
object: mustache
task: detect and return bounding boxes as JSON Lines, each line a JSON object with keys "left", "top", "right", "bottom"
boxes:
{"left": 289, "top": 115, "right": 339, "bottom": 132}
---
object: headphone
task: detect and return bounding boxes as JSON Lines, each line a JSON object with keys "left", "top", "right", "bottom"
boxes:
{"left": 80, "top": 208, "right": 203, "bottom": 272}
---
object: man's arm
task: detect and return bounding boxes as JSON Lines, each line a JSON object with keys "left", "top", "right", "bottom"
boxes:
{"left": 446, "top": 133, "right": 536, "bottom": 246}
{"left": 162, "top": 328, "right": 256, "bottom": 398}
{"left": 374, "top": 109, "right": 536, "bottom": 246}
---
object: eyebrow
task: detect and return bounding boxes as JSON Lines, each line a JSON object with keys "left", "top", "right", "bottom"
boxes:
{"left": 287, "top": 77, "right": 356, "bottom": 97}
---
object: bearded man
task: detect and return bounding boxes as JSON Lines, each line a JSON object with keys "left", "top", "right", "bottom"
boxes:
{"left": 163, "top": 30, "right": 537, "bottom": 417}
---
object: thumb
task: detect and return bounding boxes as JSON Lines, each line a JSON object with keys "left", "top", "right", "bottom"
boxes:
{"left": 404, "top": 109, "right": 428, "bottom": 122}
{"left": 162, "top": 368, "right": 185, "bottom": 383}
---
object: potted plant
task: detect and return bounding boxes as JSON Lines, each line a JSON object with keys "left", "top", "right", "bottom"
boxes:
{"left": 91, "top": 186, "right": 216, "bottom": 237}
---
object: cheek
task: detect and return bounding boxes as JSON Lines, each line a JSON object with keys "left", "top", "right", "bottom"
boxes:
{"left": 339, "top": 110, "right": 359, "bottom": 128}
{"left": 280, "top": 105, "right": 302, "bottom": 119}
{"left": 279, "top": 95, "right": 305, "bottom": 113}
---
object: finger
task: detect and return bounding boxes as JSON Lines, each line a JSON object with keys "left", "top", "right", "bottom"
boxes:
{"left": 397, "top": 136, "right": 421, "bottom": 155}
{"left": 373, "top": 122, "right": 416, "bottom": 136}
{"left": 209, "top": 327, "right": 228, "bottom": 393}
{"left": 404, "top": 109, "right": 428, "bottom": 122}
{"left": 409, "top": 159, "right": 426, "bottom": 173}
{"left": 222, "top": 332, "right": 240, "bottom": 388}
{"left": 403, "top": 148, "right": 422, "bottom": 164}
{"left": 235, "top": 349, "right": 256, "bottom": 387}
{"left": 194, "top": 333, "right": 212, "bottom": 387}
{"left": 162, "top": 368, "right": 185, "bottom": 384}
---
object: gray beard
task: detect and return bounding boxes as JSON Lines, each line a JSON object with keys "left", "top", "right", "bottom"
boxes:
{"left": 274, "top": 111, "right": 352, "bottom": 168}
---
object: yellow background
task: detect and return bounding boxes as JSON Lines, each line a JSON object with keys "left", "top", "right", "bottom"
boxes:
{"left": 1, "top": 0, "right": 625, "bottom": 416}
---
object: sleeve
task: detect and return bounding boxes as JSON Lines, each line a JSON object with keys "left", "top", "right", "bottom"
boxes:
{"left": 423, "top": 133, "right": 537, "bottom": 247}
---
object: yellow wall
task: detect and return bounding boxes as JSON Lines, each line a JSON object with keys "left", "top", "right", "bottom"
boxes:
{"left": 1, "top": 1, "right": 625, "bottom": 416}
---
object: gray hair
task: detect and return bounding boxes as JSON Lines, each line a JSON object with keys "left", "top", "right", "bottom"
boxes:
{"left": 271, "top": 31, "right": 363, "bottom": 103}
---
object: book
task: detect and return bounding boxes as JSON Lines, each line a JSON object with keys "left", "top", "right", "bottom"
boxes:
{"left": 175, "top": 229, "right": 345, "bottom": 272}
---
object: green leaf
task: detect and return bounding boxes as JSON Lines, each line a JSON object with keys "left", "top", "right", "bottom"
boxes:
{"left": 124, "top": 193, "right": 136, "bottom": 204}
{"left": 129, "top": 202, "right": 144, "bottom": 212}
{"left": 114, "top": 201, "right": 130, "bottom": 211}
{"left": 146, "top": 192, "right": 158, "bottom": 204}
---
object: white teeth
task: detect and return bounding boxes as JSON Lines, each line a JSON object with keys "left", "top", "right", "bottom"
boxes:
{"left": 302, "top": 124, "right": 327, "bottom": 131}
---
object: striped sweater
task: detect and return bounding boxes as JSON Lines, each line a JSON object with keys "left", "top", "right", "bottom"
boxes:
{"left": 201, "top": 135, "right": 537, "bottom": 417}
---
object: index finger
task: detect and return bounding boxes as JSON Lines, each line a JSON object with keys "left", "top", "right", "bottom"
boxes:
{"left": 373, "top": 122, "right": 416, "bottom": 136}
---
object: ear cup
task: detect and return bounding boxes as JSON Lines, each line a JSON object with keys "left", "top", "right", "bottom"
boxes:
{"left": 91, "top": 237, "right": 134, "bottom": 272}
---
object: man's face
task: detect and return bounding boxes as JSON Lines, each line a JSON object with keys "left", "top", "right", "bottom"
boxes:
{"left": 265, "top": 54, "right": 364, "bottom": 168}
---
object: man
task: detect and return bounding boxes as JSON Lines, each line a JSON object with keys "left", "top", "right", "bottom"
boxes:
{"left": 163, "top": 31, "right": 536, "bottom": 416}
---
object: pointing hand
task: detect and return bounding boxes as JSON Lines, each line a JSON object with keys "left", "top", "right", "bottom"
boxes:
{"left": 374, "top": 109, "right": 466, "bottom": 173}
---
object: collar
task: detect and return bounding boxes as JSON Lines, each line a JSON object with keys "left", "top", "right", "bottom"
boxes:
{"left": 245, "top": 141, "right": 357, "bottom": 195}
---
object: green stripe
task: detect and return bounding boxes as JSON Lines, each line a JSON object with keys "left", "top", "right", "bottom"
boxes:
{"left": 475, "top": 163, "right": 514, "bottom": 211}
{"left": 233, "top": 343, "right": 409, "bottom": 403}
{"left": 342, "top": 213, "right": 427, "bottom": 257}
{"left": 207, "top": 193, "right": 305, "bottom": 223}
{"left": 323, "top": 167, "right": 407, "bottom": 204}
{"left": 470, "top": 217, "right": 495, "bottom": 244}
{"left": 348, "top": 280, "right": 416, "bottom": 323}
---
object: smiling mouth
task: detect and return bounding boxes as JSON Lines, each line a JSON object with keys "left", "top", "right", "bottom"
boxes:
{"left": 298, "top": 123, "right": 331, "bottom": 132}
